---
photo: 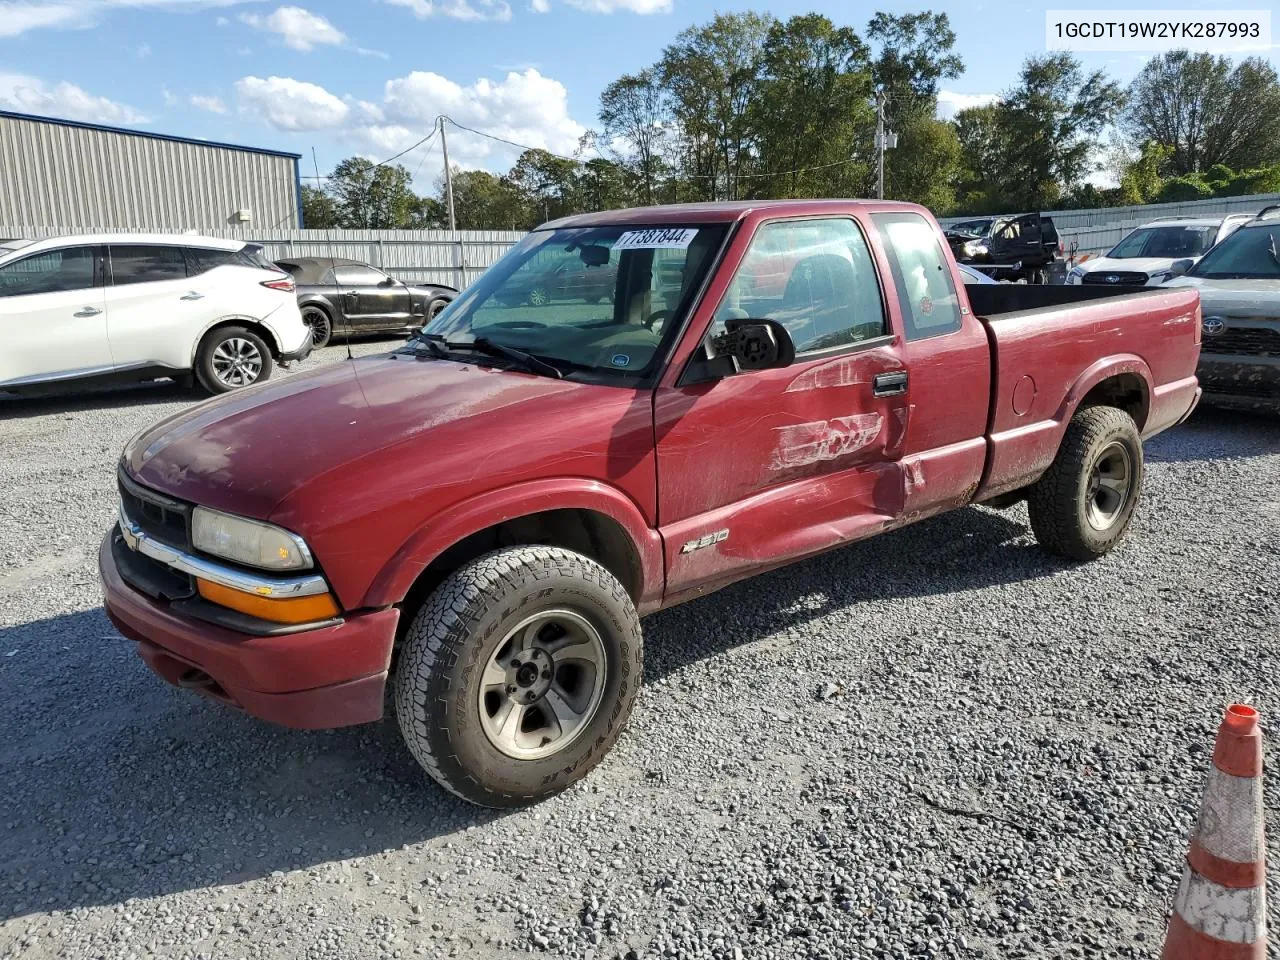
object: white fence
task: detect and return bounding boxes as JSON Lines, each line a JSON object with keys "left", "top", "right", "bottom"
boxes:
{"left": 7, "top": 190, "right": 1280, "bottom": 287}
{"left": 0, "top": 226, "right": 526, "bottom": 290}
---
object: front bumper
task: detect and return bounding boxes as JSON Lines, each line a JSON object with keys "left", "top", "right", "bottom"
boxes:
{"left": 1197, "top": 356, "right": 1280, "bottom": 407}
{"left": 100, "top": 531, "right": 398, "bottom": 729}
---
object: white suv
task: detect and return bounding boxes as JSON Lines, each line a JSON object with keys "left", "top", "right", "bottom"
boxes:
{"left": 0, "top": 234, "right": 312, "bottom": 395}
{"left": 1066, "top": 214, "right": 1252, "bottom": 287}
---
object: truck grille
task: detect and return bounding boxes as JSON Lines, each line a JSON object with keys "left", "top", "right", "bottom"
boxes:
{"left": 1201, "top": 327, "right": 1280, "bottom": 357}
{"left": 118, "top": 468, "right": 191, "bottom": 549}
{"left": 1081, "top": 271, "right": 1148, "bottom": 286}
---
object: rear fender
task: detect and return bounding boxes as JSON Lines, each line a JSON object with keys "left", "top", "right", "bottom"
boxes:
{"left": 361, "top": 478, "right": 665, "bottom": 611}
{"left": 1054, "top": 354, "right": 1153, "bottom": 426}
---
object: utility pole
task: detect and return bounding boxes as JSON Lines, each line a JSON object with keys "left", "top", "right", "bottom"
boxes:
{"left": 875, "top": 89, "right": 886, "bottom": 201}
{"left": 439, "top": 116, "right": 457, "bottom": 230}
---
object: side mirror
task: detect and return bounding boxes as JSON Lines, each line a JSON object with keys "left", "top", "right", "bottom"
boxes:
{"left": 714, "top": 319, "right": 795, "bottom": 372}
{"left": 1168, "top": 258, "right": 1193, "bottom": 277}
{"left": 379, "top": 276, "right": 397, "bottom": 287}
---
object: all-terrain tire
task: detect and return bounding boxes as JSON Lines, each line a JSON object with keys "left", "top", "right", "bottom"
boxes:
{"left": 394, "top": 546, "right": 643, "bottom": 808}
{"left": 1027, "top": 405, "right": 1144, "bottom": 561}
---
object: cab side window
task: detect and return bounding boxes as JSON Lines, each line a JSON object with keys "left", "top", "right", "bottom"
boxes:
{"left": 872, "top": 212, "right": 964, "bottom": 341}
{"left": 0, "top": 247, "right": 96, "bottom": 297}
{"left": 710, "top": 218, "right": 886, "bottom": 354}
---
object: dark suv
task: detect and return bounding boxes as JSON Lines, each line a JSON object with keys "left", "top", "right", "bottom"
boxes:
{"left": 945, "top": 213, "right": 1060, "bottom": 283}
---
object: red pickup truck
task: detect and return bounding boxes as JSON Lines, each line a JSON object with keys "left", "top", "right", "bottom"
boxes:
{"left": 100, "top": 200, "right": 1202, "bottom": 807}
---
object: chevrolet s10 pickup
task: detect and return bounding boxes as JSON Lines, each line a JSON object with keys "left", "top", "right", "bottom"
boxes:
{"left": 100, "top": 200, "right": 1203, "bottom": 806}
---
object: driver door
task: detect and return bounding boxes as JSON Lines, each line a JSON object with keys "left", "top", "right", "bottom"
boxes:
{"left": 333, "top": 264, "right": 408, "bottom": 329}
{"left": 653, "top": 216, "right": 913, "bottom": 603}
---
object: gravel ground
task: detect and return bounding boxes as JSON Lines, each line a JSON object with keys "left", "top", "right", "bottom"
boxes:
{"left": 1, "top": 347, "right": 1278, "bottom": 960}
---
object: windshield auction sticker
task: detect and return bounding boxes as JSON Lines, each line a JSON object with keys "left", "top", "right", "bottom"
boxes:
{"left": 1046, "top": 10, "right": 1270, "bottom": 52}
{"left": 614, "top": 228, "right": 699, "bottom": 250}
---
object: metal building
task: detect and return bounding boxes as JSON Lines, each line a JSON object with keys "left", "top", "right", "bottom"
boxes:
{"left": 0, "top": 110, "right": 302, "bottom": 231}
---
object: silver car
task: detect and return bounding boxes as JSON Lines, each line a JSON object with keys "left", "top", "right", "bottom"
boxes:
{"left": 1161, "top": 209, "right": 1280, "bottom": 410}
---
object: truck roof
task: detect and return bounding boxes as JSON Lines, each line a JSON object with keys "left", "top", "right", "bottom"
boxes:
{"left": 543, "top": 199, "right": 926, "bottom": 230}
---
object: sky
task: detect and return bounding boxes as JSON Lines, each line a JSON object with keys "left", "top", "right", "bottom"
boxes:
{"left": 1, "top": 0, "right": 1277, "bottom": 192}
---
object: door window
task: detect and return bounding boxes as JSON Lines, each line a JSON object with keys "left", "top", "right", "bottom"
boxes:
{"left": 109, "top": 245, "right": 187, "bottom": 285}
{"left": 872, "top": 213, "right": 964, "bottom": 341}
{"left": 184, "top": 246, "right": 265, "bottom": 275}
{"left": 332, "top": 264, "right": 390, "bottom": 286}
{"left": 710, "top": 218, "right": 886, "bottom": 354}
{"left": 0, "top": 247, "right": 96, "bottom": 297}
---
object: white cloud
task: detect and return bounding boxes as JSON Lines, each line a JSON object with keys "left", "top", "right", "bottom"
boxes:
{"left": 240, "top": 5, "right": 345, "bottom": 51}
{"left": 0, "top": 71, "right": 147, "bottom": 124}
{"left": 562, "top": 0, "right": 670, "bottom": 11}
{"left": 384, "top": 0, "right": 512, "bottom": 23}
{"left": 161, "top": 85, "right": 177, "bottom": 105}
{"left": 136, "top": 42, "right": 151, "bottom": 58}
{"left": 190, "top": 94, "right": 228, "bottom": 114}
{"left": 216, "top": 14, "right": 229, "bottom": 25}
{"left": 235, "top": 75, "right": 350, "bottom": 131}
{"left": 356, "top": 46, "right": 390, "bottom": 59}
{"left": 529, "top": 0, "right": 549, "bottom": 11}
{"left": 0, "top": 0, "right": 256, "bottom": 38}
{"left": 936, "top": 90, "right": 1001, "bottom": 120}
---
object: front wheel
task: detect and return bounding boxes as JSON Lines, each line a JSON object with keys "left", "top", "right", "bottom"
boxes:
{"left": 1027, "top": 406, "right": 1143, "bottom": 560}
{"left": 394, "top": 546, "right": 643, "bottom": 808}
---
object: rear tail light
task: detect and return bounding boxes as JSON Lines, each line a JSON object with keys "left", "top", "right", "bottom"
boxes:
{"left": 261, "top": 275, "right": 295, "bottom": 293}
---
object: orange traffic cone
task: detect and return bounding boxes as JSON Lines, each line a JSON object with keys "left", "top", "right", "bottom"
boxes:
{"left": 1162, "top": 704, "right": 1267, "bottom": 959}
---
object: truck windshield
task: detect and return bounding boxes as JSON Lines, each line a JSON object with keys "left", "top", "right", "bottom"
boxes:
{"left": 1107, "top": 226, "right": 1217, "bottom": 260}
{"left": 1188, "top": 226, "right": 1280, "bottom": 279}
{"left": 423, "top": 224, "right": 728, "bottom": 382}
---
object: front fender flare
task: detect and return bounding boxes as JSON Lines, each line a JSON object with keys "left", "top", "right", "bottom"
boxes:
{"left": 361, "top": 478, "right": 665, "bottom": 611}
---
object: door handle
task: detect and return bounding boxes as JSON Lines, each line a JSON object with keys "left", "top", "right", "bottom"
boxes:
{"left": 873, "top": 371, "right": 909, "bottom": 397}
{"left": 74, "top": 307, "right": 102, "bottom": 317}
{"left": 180, "top": 292, "right": 205, "bottom": 301}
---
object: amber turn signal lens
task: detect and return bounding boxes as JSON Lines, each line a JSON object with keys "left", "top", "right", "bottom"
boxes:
{"left": 196, "top": 579, "right": 340, "bottom": 625}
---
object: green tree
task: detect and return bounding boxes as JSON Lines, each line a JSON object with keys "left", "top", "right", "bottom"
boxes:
{"left": 327, "top": 157, "right": 418, "bottom": 228}
{"left": 1124, "top": 52, "right": 1280, "bottom": 175}
{"left": 1118, "top": 141, "right": 1172, "bottom": 205}
{"left": 953, "top": 103, "right": 1010, "bottom": 212}
{"left": 659, "top": 11, "right": 775, "bottom": 200}
{"left": 300, "top": 184, "right": 338, "bottom": 228}
{"left": 598, "top": 70, "right": 669, "bottom": 206}
{"left": 445, "top": 169, "right": 530, "bottom": 230}
{"left": 750, "top": 13, "right": 874, "bottom": 199}
{"left": 867, "top": 11, "right": 964, "bottom": 208}
{"left": 996, "top": 53, "right": 1124, "bottom": 211}
{"left": 507, "top": 149, "right": 582, "bottom": 223}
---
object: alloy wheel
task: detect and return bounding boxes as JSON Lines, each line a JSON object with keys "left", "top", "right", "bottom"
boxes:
{"left": 211, "top": 337, "right": 264, "bottom": 388}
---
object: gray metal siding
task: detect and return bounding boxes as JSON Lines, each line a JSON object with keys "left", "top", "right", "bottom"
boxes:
{"left": 0, "top": 114, "right": 299, "bottom": 230}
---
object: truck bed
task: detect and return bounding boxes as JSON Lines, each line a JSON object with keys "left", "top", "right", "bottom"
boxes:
{"left": 968, "top": 284, "right": 1202, "bottom": 502}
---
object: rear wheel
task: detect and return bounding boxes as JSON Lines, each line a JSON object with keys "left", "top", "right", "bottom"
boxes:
{"left": 395, "top": 546, "right": 643, "bottom": 808}
{"left": 426, "top": 298, "right": 449, "bottom": 321}
{"left": 1027, "top": 406, "right": 1143, "bottom": 560}
{"left": 527, "top": 285, "right": 550, "bottom": 307}
{"left": 195, "top": 326, "right": 273, "bottom": 394}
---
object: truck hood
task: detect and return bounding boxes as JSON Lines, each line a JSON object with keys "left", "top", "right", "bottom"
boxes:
{"left": 124, "top": 356, "right": 586, "bottom": 519}
{"left": 1161, "top": 276, "right": 1280, "bottom": 316}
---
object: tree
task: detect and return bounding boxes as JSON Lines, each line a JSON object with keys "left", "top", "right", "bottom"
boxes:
{"left": 953, "top": 104, "right": 1009, "bottom": 211}
{"left": 1118, "top": 141, "right": 1173, "bottom": 205}
{"left": 326, "top": 158, "right": 418, "bottom": 228}
{"left": 445, "top": 169, "right": 530, "bottom": 230}
{"left": 507, "top": 149, "right": 582, "bottom": 224}
{"left": 1124, "top": 52, "right": 1280, "bottom": 175}
{"left": 750, "top": 13, "right": 875, "bottom": 199}
{"left": 867, "top": 11, "right": 964, "bottom": 207}
{"left": 659, "top": 11, "right": 775, "bottom": 200}
{"left": 867, "top": 10, "right": 963, "bottom": 123}
{"left": 995, "top": 53, "right": 1124, "bottom": 210}
{"left": 598, "top": 70, "right": 669, "bottom": 206}
{"left": 300, "top": 184, "right": 338, "bottom": 228}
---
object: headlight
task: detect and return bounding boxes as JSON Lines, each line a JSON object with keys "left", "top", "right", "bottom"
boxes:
{"left": 963, "top": 241, "right": 988, "bottom": 257}
{"left": 1067, "top": 267, "right": 1084, "bottom": 285}
{"left": 192, "top": 507, "right": 313, "bottom": 571}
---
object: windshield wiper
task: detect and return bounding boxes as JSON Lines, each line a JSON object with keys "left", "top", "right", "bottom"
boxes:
{"left": 468, "top": 338, "right": 564, "bottom": 379}
{"left": 395, "top": 331, "right": 449, "bottom": 359}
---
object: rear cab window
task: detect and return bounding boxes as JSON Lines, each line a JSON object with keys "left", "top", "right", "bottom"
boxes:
{"left": 872, "top": 213, "right": 964, "bottom": 341}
